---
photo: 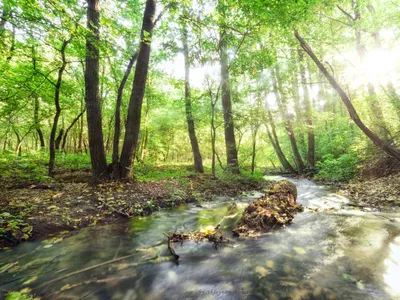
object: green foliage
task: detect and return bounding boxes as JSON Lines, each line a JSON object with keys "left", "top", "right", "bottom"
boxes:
{"left": 316, "top": 153, "right": 359, "bottom": 182}
{"left": 134, "top": 163, "right": 196, "bottom": 181}
{"left": 216, "top": 169, "right": 264, "bottom": 186}
{"left": 0, "top": 152, "right": 49, "bottom": 188}
{"left": 5, "top": 289, "right": 38, "bottom": 300}
{"left": 0, "top": 212, "right": 32, "bottom": 241}
{"left": 55, "top": 153, "right": 92, "bottom": 170}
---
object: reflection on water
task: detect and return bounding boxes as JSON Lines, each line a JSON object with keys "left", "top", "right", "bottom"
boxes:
{"left": 0, "top": 177, "right": 399, "bottom": 299}
{"left": 384, "top": 236, "right": 400, "bottom": 297}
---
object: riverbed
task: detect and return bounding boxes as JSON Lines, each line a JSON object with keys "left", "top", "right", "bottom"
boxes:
{"left": 1, "top": 177, "right": 399, "bottom": 299}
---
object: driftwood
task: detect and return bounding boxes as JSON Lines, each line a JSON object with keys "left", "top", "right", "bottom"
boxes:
{"left": 233, "top": 180, "right": 302, "bottom": 237}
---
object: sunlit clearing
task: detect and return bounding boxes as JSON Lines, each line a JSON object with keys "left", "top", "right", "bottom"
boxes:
{"left": 361, "top": 48, "right": 396, "bottom": 85}
{"left": 384, "top": 236, "right": 400, "bottom": 297}
{"left": 158, "top": 53, "right": 219, "bottom": 89}
{"left": 339, "top": 45, "right": 400, "bottom": 89}
{"left": 265, "top": 93, "right": 277, "bottom": 110}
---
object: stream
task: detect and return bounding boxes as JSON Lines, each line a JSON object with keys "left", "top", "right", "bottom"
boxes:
{"left": 1, "top": 177, "right": 400, "bottom": 299}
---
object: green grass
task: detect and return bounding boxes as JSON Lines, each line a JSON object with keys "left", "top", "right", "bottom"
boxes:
{"left": 134, "top": 162, "right": 197, "bottom": 181}
{"left": 0, "top": 151, "right": 265, "bottom": 185}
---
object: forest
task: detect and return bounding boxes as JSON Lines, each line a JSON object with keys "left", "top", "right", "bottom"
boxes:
{"left": 0, "top": 0, "right": 400, "bottom": 299}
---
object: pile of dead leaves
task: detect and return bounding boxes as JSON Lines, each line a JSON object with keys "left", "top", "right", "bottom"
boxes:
{"left": 233, "top": 180, "right": 303, "bottom": 237}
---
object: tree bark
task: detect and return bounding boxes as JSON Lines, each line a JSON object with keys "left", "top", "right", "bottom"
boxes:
{"left": 251, "top": 126, "right": 258, "bottom": 174}
{"left": 55, "top": 128, "right": 64, "bottom": 150}
{"left": 219, "top": 30, "right": 240, "bottom": 174}
{"left": 119, "top": 0, "right": 156, "bottom": 179}
{"left": 295, "top": 31, "right": 400, "bottom": 162}
{"left": 272, "top": 67, "right": 305, "bottom": 171}
{"left": 13, "top": 128, "right": 21, "bottom": 156}
{"left": 298, "top": 49, "right": 315, "bottom": 167}
{"left": 182, "top": 23, "right": 204, "bottom": 173}
{"left": 49, "top": 39, "right": 70, "bottom": 176}
{"left": 33, "top": 97, "right": 45, "bottom": 149}
{"left": 111, "top": 52, "right": 138, "bottom": 165}
{"left": 78, "top": 96, "right": 84, "bottom": 153}
{"left": 85, "top": 0, "right": 109, "bottom": 181}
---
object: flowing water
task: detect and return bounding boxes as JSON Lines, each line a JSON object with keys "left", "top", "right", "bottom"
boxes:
{"left": 1, "top": 177, "right": 400, "bottom": 299}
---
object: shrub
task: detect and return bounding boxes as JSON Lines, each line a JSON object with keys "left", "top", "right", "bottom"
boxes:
{"left": 316, "top": 153, "right": 359, "bottom": 182}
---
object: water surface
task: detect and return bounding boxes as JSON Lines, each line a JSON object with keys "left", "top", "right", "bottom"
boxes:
{"left": 1, "top": 177, "right": 400, "bottom": 299}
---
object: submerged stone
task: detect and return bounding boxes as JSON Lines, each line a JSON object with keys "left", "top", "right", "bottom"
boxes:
{"left": 233, "top": 180, "right": 302, "bottom": 237}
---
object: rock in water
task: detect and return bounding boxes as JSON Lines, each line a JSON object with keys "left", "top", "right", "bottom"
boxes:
{"left": 233, "top": 180, "right": 302, "bottom": 237}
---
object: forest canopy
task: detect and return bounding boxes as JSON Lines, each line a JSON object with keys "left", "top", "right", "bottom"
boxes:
{"left": 0, "top": 0, "right": 399, "bottom": 182}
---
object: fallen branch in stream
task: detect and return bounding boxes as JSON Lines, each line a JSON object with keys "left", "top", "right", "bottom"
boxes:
{"left": 165, "top": 227, "right": 230, "bottom": 250}
{"left": 43, "top": 275, "right": 138, "bottom": 299}
{"left": 34, "top": 253, "right": 138, "bottom": 290}
{"left": 163, "top": 233, "right": 180, "bottom": 260}
{"left": 97, "top": 199, "right": 131, "bottom": 217}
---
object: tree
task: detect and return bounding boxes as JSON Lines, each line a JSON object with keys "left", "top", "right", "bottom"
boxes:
{"left": 272, "top": 67, "right": 305, "bottom": 172}
{"left": 218, "top": 15, "right": 240, "bottom": 174}
{"left": 295, "top": 31, "right": 400, "bottom": 162}
{"left": 181, "top": 21, "right": 204, "bottom": 173}
{"left": 85, "top": 0, "right": 109, "bottom": 181}
{"left": 119, "top": 0, "right": 156, "bottom": 179}
{"left": 298, "top": 49, "right": 315, "bottom": 167}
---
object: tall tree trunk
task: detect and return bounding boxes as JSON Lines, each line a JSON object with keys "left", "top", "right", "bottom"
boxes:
{"left": 111, "top": 52, "right": 138, "bottom": 166}
{"left": 182, "top": 23, "right": 204, "bottom": 173}
{"left": 14, "top": 129, "right": 22, "bottom": 156}
{"left": 61, "top": 109, "right": 86, "bottom": 150}
{"left": 85, "top": 0, "right": 108, "bottom": 181}
{"left": 111, "top": 8, "right": 163, "bottom": 171}
{"left": 251, "top": 126, "right": 259, "bottom": 174}
{"left": 49, "top": 39, "right": 70, "bottom": 176}
{"left": 290, "top": 63, "right": 306, "bottom": 152}
{"left": 78, "top": 97, "right": 84, "bottom": 153}
{"left": 105, "top": 115, "right": 114, "bottom": 154}
{"left": 33, "top": 97, "right": 45, "bottom": 149}
{"left": 295, "top": 31, "right": 400, "bottom": 162}
{"left": 219, "top": 30, "right": 239, "bottom": 174}
{"left": 298, "top": 49, "right": 315, "bottom": 167}
{"left": 265, "top": 109, "right": 297, "bottom": 174}
{"left": 119, "top": 0, "right": 156, "bottom": 179}
{"left": 210, "top": 92, "right": 218, "bottom": 177}
{"left": 272, "top": 67, "right": 305, "bottom": 171}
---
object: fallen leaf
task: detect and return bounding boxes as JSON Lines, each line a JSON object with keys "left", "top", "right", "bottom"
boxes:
{"left": 293, "top": 247, "right": 306, "bottom": 255}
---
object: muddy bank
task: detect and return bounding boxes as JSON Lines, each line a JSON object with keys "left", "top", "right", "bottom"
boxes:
{"left": 0, "top": 174, "right": 267, "bottom": 249}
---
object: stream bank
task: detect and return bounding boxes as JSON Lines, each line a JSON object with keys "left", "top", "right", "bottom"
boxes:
{"left": 1, "top": 176, "right": 399, "bottom": 299}
{"left": 0, "top": 173, "right": 267, "bottom": 249}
